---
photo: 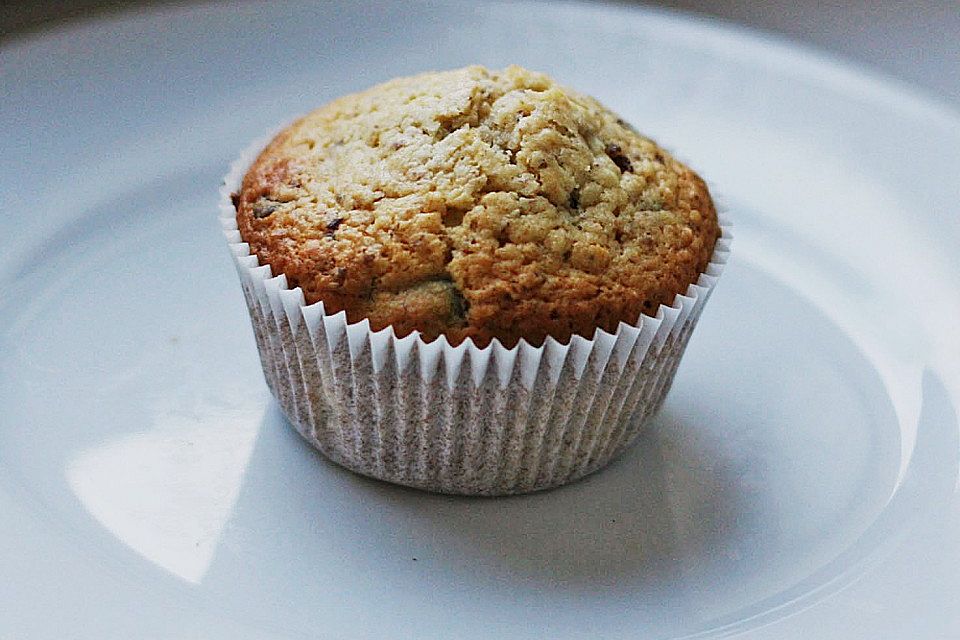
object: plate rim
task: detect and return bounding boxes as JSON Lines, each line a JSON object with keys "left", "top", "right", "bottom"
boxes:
{"left": 3, "top": 0, "right": 960, "bottom": 136}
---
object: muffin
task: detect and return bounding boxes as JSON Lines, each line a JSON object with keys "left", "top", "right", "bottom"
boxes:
{"left": 221, "top": 65, "right": 729, "bottom": 495}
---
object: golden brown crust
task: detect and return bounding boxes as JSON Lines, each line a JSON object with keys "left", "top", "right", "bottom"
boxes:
{"left": 235, "top": 65, "right": 720, "bottom": 348}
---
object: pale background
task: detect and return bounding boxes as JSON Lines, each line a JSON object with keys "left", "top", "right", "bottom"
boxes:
{"left": 2, "top": 0, "right": 960, "bottom": 105}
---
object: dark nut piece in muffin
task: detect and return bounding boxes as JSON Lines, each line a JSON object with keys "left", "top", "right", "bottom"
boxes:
{"left": 235, "top": 65, "right": 720, "bottom": 348}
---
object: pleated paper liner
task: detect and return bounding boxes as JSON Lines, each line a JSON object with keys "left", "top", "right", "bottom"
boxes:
{"left": 220, "top": 138, "right": 731, "bottom": 495}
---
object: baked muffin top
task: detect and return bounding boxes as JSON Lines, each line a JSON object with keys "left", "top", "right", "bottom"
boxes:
{"left": 235, "top": 65, "right": 719, "bottom": 348}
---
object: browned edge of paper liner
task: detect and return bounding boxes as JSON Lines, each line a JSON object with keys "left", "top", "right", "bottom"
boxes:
{"left": 219, "top": 132, "right": 732, "bottom": 495}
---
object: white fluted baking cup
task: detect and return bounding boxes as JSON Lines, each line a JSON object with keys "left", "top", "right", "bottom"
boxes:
{"left": 219, "top": 137, "right": 731, "bottom": 495}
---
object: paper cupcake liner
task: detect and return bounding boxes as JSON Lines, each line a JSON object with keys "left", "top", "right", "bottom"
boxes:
{"left": 220, "top": 136, "right": 731, "bottom": 495}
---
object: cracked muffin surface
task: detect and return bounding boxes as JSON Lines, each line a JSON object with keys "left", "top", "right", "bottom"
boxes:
{"left": 235, "top": 65, "right": 720, "bottom": 347}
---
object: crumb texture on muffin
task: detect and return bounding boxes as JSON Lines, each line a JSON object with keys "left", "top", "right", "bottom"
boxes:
{"left": 235, "top": 65, "right": 720, "bottom": 347}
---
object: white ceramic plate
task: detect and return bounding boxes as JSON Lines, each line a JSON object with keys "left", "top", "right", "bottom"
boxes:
{"left": 2, "top": 1, "right": 959, "bottom": 638}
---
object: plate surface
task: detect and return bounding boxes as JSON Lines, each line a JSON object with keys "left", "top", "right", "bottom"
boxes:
{"left": 2, "top": 1, "right": 959, "bottom": 638}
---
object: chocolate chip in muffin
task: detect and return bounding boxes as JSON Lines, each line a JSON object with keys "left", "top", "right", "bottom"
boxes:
{"left": 446, "top": 281, "right": 469, "bottom": 324}
{"left": 605, "top": 143, "right": 633, "bottom": 173}
{"left": 251, "top": 197, "right": 279, "bottom": 219}
{"left": 326, "top": 217, "right": 344, "bottom": 235}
